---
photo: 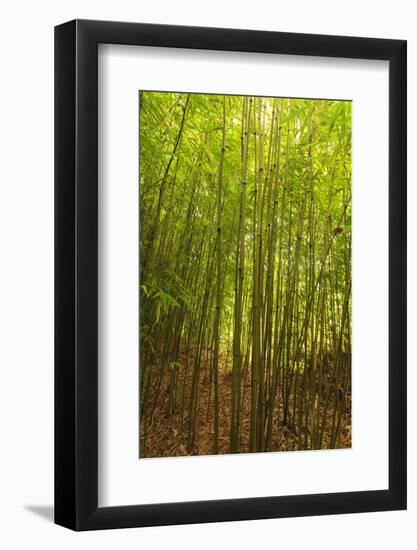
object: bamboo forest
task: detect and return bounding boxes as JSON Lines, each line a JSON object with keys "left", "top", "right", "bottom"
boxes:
{"left": 139, "top": 91, "right": 352, "bottom": 458}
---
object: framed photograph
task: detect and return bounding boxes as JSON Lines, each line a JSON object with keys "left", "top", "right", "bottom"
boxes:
{"left": 55, "top": 19, "right": 406, "bottom": 530}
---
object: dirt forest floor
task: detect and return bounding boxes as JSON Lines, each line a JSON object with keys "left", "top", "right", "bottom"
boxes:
{"left": 139, "top": 352, "right": 352, "bottom": 458}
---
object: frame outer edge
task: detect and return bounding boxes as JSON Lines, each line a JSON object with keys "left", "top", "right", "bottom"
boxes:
{"left": 54, "top": 19, "right": 407, "bottom": 531}
{"left": 75, "top": 19, "right": 101, "bottom": 530}
{"left": 54, "top": 20, "right": 77, "bottom": 530}
{"left": 388, "top": 40, "right": 407, "bottom": 509}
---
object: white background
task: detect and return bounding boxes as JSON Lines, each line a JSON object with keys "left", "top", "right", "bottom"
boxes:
{"left": 0, "top": 1, "right": 415, "bottom": 548}
{"left": 99, "top": 46, "right": 389, "bottom": 506}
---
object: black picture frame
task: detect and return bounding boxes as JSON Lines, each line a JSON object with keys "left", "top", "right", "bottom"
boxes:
{"left": 55, "top": 19, "right": 407, "bottom": 531}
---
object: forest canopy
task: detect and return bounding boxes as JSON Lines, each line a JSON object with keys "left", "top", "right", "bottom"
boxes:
{"left": 139, "top": 91, "right": 352, "bottom": 458}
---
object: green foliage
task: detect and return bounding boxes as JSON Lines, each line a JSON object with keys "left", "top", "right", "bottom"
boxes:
{"left": 139, "top": 91, "right": 352, "bottom": 457}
